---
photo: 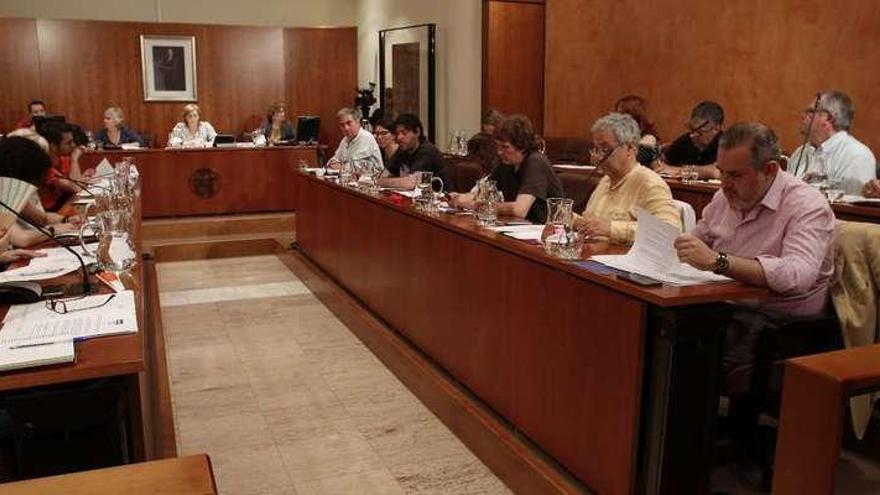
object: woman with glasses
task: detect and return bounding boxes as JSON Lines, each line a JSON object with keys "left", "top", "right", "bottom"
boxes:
{"left": 573, "top": 113, "right": 680, "bottom": 243}
{"left": 371, "top": 115, "right": 398, "bottom": 165}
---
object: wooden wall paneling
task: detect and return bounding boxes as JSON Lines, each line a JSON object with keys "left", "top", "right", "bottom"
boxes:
{"left": 285, "top": 27, "right": 358, "bottom": 148}
{"left": 483, "top": 0, "right": 545, "bottom": 133}
{"left": 198, "top": 25, "right": 285, "bottom": 136}
{"left": 0, "top": 18, "right": 41, "bottom": 132}
{"left": 544, "top": 0, "right": 880, "bottom": 154}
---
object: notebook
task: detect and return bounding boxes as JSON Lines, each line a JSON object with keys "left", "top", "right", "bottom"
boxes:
{"left": 0, "top": 340, "right": 75, "bottom": 372}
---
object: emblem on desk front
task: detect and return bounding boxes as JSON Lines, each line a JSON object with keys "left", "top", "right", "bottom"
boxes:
{"left": 189, "top": 168, "right": 221, "bottom": 199}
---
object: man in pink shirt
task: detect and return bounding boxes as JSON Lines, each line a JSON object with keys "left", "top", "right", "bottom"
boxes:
{"left": 674, "top": 122, "right": 835, "bottom": 453}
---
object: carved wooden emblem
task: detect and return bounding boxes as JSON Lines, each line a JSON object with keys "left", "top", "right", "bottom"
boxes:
{"left": 189, "top": 168, "right": 220, "bottom": 199}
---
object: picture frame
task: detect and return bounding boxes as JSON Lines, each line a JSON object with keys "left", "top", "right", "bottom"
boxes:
{"left": 140, "top": 35, "right": 198, "bottom": 102}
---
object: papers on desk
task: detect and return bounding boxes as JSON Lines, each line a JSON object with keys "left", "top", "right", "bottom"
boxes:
{"left": 0, "top": 339, "right": 74, "bottom": 372}
{"left": 0, "top": 245, "right": 93, "bottom": 283}
{"left": 0, "top": 290, "right": 138, "bottom": 348}
{"left": 120, "top": 143, "right": 141, "bottom": 150}
{"left": 843, "top": 195, "right": 880, "bottom": 205}
{"left": 591, "top": 208, "right": 730, "bottom": 286}
{"left": 95, "top": 158, "right": 114, "bottom": 177}
{"left": 553, "top": 164, "right": 596, "bottom": 171}
{"left": 487, "top": 224, "right": 544, "bottom": 241}
{"left": 380, "top": 188, "right": 419, "bottom": 198}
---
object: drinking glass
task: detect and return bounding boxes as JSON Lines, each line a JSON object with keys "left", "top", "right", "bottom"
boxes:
{"left": 805, "top": 152, "right": 829, "bottom": 191}
{"left": 824, "top": 178, "right": 844, "bottom": 203}
{"left": 475, "top": 180, "right": 501, "bottom": 225}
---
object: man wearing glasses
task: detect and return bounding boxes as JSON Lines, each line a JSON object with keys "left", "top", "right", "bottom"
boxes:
{"left": 657, "top": 100, "right": 725, "bottom": 179}
{"left": 788, "top": 90, "right": 876, "bottom": 195}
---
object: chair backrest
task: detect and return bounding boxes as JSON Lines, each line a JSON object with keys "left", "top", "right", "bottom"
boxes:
{"left": 673, "top": 199, "right": 696, "bottom": 233}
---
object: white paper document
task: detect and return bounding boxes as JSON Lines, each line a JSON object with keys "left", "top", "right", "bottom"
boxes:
{"left": 487, "top": 224, "right": 544, "bottom": 240}
{"left": 0, "top": 339, "right": 74, "bottom": 372}
{"left": 0, "top": 245, "right": 95, "bottom": 283}
{"left": 591, "top": 208, "right": 731, "bottom": 286}
{"left": 553, "top": 164, "right": 596, "bottom": 171}
{"left": 0, "top": 290, "right": 138, "bottom": 348}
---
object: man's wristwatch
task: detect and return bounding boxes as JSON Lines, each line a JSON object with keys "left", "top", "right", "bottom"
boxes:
{"left": 713, "top": 251, "right": 730, "bottom": 274}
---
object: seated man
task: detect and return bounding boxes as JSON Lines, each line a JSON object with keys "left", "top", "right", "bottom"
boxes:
{"left": 381, "top": 113, "right": 449, "bottom": 190}
{"left": 675, "top": 123, "right": 834, "bottom": 421}
{"left": 574, "top": 113, "right": 680, "bottom": 243}
{"left": 327, "top": 107, "right": 382, "bottom": 170}
{"left": 451, "top": 114, "right": 562, "bottom": 223}
{"left": 13, "top": 99, "right": 47, "bottom": 130}
{"left": 658, "top": 100, "right": 725, "bottom": 179}
{"left": 788, "top": 90, "right": 876, "bottom": 195}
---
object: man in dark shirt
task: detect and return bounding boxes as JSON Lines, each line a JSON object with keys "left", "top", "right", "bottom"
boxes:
{"left": 381, "top": 113, "right": 450, "bottom": 190}
{"left": 492, "top": 114, "right": 564, "bottom": 223}
{"left": 659, "top": 100, "right": 724, "bottom": 179}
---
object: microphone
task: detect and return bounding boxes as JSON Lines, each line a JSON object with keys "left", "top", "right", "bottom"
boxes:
{"left": 792, "top": 92, "right": 822, "bottom": 177}
{"left": 0, "top": 200, "right": 93, "bottom": 296}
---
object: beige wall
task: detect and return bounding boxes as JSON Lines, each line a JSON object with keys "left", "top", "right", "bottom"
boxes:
{"left": 357, "top": 0, "right": 482, "bottom": 151}
{"left": 0, "top": 0, "right": 357, "bottom": 26}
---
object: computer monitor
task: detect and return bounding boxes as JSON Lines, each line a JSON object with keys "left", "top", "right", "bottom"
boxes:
{"left": 213, "top": 134, "right": 236, "bottom": 147}
{"left": 296, "top": 116, "right": 320, "bottom": 144}
{"left": 31, "top": 115, "right": 66, "bottom": 134}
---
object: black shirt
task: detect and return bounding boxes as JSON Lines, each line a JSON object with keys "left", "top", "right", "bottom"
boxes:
{"left": 490, "top": 152, "right": 564, "bottom": 223}
{"left": 386, "top": 140, "right": 450, "bottom": 189}
{"left": 663, "top": 132, "right": 720, "bottom": 166}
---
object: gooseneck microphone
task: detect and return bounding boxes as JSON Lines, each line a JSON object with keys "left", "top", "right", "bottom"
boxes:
{"left": 0, "top": 200, "right": 92, "bottom": 296}
{"left": 792, "top": 92, "right": 823, "bottom": 177}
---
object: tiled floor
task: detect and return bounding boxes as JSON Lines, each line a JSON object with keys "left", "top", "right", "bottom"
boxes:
{"left": 157, "top": 255, "right": 510, "bottom": 495}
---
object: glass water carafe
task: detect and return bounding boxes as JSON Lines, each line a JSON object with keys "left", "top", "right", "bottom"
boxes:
{"left": 541, "top": 197, "right": 582, "bottom": 259}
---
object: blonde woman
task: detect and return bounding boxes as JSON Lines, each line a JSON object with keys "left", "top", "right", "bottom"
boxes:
{"left": 95, "top": 105, "right": 144, "bottom": 148}
{"left": 168, "top": 103, "right": 217, "bottom": 147}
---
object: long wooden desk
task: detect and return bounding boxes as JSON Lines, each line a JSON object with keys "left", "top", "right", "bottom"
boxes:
{"left": 293, "top": 172, "right": 767, "bottom": 494}
{"left": 0, "top": 193, "right": 172, "bottom": 474}
{"left": 79, "top": 146, "right": 320, "bottom": 218}
{"left": 0, "top": 454, "right": 216, "bottom": 494}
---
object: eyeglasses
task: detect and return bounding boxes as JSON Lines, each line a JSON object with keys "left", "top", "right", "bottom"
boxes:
{"left": 687, "top": 120, "right": 714, "bottom": 137}
{"left": 45, "top": 294, "right": 116, "bottom": 315}
{"left": 589, "top": 143, "right": 622, "bottom": 165}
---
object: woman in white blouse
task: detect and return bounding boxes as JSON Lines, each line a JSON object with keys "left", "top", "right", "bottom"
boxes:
{"left": 167, "top": 103, "right": 217, "bottom": 148}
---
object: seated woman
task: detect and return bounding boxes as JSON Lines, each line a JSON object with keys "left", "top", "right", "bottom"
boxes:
{"left": 94, "top": 106, "right": 144, "bottom": 148}
{"left": 614, "top": 95, "right": 662, "bottom": 166}
{"left": 258, "top": 102, "right": 295, "bottom": 145}
{"left": 371, "top": 115, "right": 399, "bottom": 165}
{"left": 450, "top": 115, "right": 562, "bottom": 223}
{"left": 0, "top": 136, "right": 77, "bottom": 254}
{"left": 168, "top": 104, "right": 217, "bottom": 148}
{"left": 574, "top": 113, "right": 680, "bottom": 244}
{"left": 448, "top": 132, "right": 500, "bottom": 204}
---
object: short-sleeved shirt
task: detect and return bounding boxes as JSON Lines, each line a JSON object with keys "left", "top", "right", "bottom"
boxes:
{"left": 663, "top": 132, "right": 720, "bottom": 166}
{"left": 332, "top": 127, "right": 382, "bottom": 168}
{"left": 386, "top": 140, "right": 450, "bottom": 189}
{"left": 489, "top": 152, "right": 564, "bottom": 223}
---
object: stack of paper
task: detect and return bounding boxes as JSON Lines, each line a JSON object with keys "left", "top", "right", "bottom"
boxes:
{"left": 487, "top": 224, "right": 544, "bottom": 241}
{"left": 0, "top": 290, "right": 138, "bottom": 348}
{"left": 0, "top": 245, "right": 93, "bottom": 284}
{"left": 591, "top": 208, "right": 730, "bottom": 286}
{"left": 0, "top": 340, "right": 74, "bottom": 372}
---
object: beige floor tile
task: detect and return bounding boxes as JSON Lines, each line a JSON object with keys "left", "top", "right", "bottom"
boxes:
{"left": 201, "top": 444, "right": 298, "bottom": 495}
{"left": 176, "top": 411, "right": 276, "bottom": 455}
{"left": 277, "top": 431, "right": 386, "bottom": 482}
{"left": 389, "top": 455, "right": 512, "bottom": 495}
{"left": 159, "top": 255, "right": 507, "bottom": 494}
{"left": 295, "top": 468, "right": 405, "bottom": 495}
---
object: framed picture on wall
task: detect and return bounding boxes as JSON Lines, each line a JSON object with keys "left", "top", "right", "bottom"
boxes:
{"left": 140, "top": 35, "right": 197, "bottom": 101}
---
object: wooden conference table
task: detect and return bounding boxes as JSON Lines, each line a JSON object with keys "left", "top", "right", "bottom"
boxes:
{"left": 0, "top": 194, "right": 171, "bottom": 473}
{"left": 293, "top": 171, "right": 768, "bottom": 494}
{"left": 79, "top": 146, "right": 321, "bottom": 218}
{"left": 550, "top": 164, "right": 880, "bottom": 225}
